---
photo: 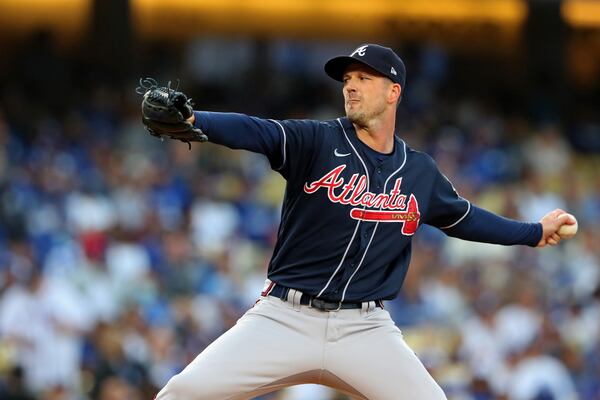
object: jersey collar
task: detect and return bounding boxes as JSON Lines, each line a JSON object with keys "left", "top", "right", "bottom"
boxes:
{"left": 339, "top": 117, "right": 398, "bottom": 161}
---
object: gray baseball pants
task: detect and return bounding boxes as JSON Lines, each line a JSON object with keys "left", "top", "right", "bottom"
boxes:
{"left": 155, "top": 288, "right": 447, "bottom": 400}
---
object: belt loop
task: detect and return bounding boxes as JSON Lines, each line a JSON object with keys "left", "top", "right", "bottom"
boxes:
{"left": 293, "top": 290, "right": 302, "bottom": 311}
{"left": 287, "top": 288, "right": 302, "bottom": 311}
{"left": 360, "top": 301, "right": 368, "bottom": 315}
{"left": 361, "top": 301, "right": 376, "bottom": 315}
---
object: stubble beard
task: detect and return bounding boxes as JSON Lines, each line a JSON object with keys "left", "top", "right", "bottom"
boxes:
{"left": 347, "top": 109, "right": 368, "bottom": 128}
{"left": 346, "top": 100, "right": 386, "bottom": 129}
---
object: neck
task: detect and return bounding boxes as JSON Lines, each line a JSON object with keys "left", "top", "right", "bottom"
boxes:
{"left": 352, "top": 113, "right": 396, "bottom": 154}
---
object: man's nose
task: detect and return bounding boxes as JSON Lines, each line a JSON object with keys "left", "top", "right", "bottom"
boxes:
{"left": 344, "top": 83, "right": 356, "bottom": 93}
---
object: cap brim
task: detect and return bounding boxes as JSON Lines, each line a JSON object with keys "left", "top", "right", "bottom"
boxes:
{"left": 324, "top": 56, "right": 375, "bottom": 82}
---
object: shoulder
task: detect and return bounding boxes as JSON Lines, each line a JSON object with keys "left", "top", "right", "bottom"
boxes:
{"left": 397, "top": 139, "right": 437, "bottom": 170}
{"left": 277, "top": 118, "right": 344, "bottom": 138}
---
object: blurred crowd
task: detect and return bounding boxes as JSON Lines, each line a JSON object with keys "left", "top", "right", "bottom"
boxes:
{"left": 0, "top": 36, "right": 599, "bottom": 400}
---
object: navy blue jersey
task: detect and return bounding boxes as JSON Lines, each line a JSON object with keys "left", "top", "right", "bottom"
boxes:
{"left": 194, "top": 112, "right": 542, "bottom": 302}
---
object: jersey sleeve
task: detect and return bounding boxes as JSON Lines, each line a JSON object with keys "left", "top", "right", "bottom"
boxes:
{"left": 423, "top": 156, "right": 542, "bottom": 247}
{"left": 423, "top": 160, "right": 471, "bottom": 229}
{"left": 194, "top": 111, "right": 321, "bottom": 182}
{"left": 442, "top": 205, "right": 542, "bottom": 247}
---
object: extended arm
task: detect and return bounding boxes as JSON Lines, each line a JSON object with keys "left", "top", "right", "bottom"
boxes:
{"left": 188, "top": 111, "right": 322, "bottom": 182}
{"left": 139, "top": 80, "right": 320, "bottom": 181}
{"left": 441, "top": 206, "right": 575, "bottom": 247}
{"left": 423, "top": 154, "right": 576, "bottom": 248}
{"left": 190, "top": 111, "right": 285, "bottom": 168}
{"left": 138, "top": 80, "right": 285, "bottom": 165}
{"left": 441, "top": 205, "right": 541, "bottom": 246}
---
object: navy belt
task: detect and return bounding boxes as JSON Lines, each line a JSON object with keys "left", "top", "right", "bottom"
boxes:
{"left": 267, "top": 283, "right": 383, "bottom": 311}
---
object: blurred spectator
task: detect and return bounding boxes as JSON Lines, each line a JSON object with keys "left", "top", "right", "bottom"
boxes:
{"left": 0, "top": 366, "right": 35, "bottom": 400}
{"left": 494, "top": 285, "right": 543, "bottom": 355}
{"left": 0, "top": 262, "right": 91, "bottom": 395}
{"left": 97, "top": 376, "right": 141, "bottom": 400}
{"left": 459, "top": 292, "right": 507, "bottom": 386}
{"left": 86, "top": 323, "right": 149, "bottom": 399}
{"left": 518, "top": 172, "right": 566, "bottom": 222}
{"left": 505, "top": 338, "right": 577, "bottom": 400}
{"left": 190, "top": 193, "right": 241, "bottom": 255}
{"left": 524, "top": 124, "right": 571, "bottom": 179}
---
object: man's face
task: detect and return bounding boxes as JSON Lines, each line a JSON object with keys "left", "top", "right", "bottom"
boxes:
{"left": 342, "top": 63, "right": 395, "bottom": 127}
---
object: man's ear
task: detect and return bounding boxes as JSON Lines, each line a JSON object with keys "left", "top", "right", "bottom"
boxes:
{"left": 389, "top": 83, "right": 401, "bottom": 105}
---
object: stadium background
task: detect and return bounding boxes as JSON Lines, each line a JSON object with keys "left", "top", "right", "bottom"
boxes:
{"left": 0, "top": 0, "right": 599, "bottom": 399}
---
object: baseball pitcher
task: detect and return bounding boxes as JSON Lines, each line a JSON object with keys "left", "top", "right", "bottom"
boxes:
{"left": 139, "top": 44, "right": 577, "bottom": 400}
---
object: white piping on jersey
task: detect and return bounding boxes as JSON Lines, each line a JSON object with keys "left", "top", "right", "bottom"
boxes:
{"left": 439, "top": 200, "right": 471, "bottom": 229}
{"left": 437, "top": 171, "right": 471, "bottom": 229}
{"left": 339, "top": 137, "right": 408, "bottom": 303}
{"left": 316, "top": 216, "right": 363, "bottom": 298}
{"left": 316, "top": 119, "right": 370, "bottom": 299}
{"left": 269, "top": 119, "right": 287, "bottom": 171}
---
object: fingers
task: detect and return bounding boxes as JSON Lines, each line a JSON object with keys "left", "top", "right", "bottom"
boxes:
{"left": 561, "top": 213, "right": 577, "bottom": 225}
{"left": 540, "top": 209, "right": 565, "bottom": 225}
{"left": 537, "top": 232, "right": 564, "bottom": 248}
{"left": 553, "top": 210, "right": 578, "bottom": 226}
{"left": 556, "top": 213, "right": 572, "bottom": 225}
{"left": 538, "top": 209, "right": 578, "bottom": 249}
{"left": 547, "top": 236, "right": 559, "bottom": 246}
{"left": 548, "top": 209, "right": 566, "bottom": 220}
{"left": 539, "top": 232, "right": 564, "bottom": 247}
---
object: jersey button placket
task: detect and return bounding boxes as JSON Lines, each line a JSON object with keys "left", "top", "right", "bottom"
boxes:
{"left": 374, "top": 167, "right": 383, "bottom": 189}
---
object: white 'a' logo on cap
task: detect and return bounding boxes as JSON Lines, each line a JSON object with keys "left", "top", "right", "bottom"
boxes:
{"left": 391, "top": 67, "right": 397, "bottom": 75}
{"left": 351, "top": 45, "right": 368, "bottom": 57}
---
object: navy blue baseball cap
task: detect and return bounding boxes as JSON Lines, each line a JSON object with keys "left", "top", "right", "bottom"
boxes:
{"left": 324, "top": 44, "right": 406, "bottom": 89}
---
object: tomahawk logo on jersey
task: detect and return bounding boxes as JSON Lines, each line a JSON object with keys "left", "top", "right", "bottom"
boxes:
{"left": 303, "top": 165, "right": 421, "bottom": 234}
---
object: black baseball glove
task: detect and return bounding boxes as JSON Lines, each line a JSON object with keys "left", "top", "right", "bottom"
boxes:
{"left": 137, "top": 78, "right": 208, "bottom": 149}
